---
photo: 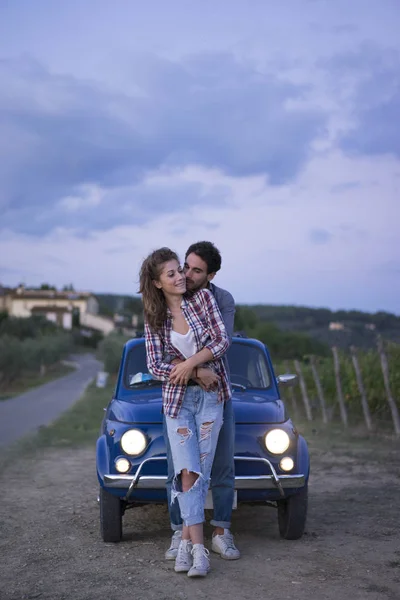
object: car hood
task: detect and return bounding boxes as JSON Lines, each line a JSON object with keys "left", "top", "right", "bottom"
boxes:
{"left": 232, "top": 393, "right": 286, "bottom": 424}
{"left": 110, "top": 390, "right": 285, "bottom": 425}
{"left": 109, "top": 392, "right": 163, "bottom": 424}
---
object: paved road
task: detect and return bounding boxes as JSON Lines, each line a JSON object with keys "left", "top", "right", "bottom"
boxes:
{"left": 0, "top": 353, "right": 102, "bottom": 448}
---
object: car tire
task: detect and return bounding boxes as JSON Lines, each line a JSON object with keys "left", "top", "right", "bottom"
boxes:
{"left": 277, "top": 483, "right": 308, "bottom": 540}
{"left": 100, "top": 487, "right": 122, "bottom": 543}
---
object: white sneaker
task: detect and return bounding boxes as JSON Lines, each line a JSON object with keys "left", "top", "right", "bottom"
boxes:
{"left": 187, "top": 544, "right": 210, "bottom": 578}
{"left": 165, "top": 530, "right": 182, "bottom": 560}
{"left": 212, "top": 529, "right": 241, "bottom": 560}
{"left": 174, "top": 539, "right": 193, "bottom": 573}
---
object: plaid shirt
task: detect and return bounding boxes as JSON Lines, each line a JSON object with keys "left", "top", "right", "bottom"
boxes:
{"left": 145, "top": 288, "right": 231, "bottom": 418}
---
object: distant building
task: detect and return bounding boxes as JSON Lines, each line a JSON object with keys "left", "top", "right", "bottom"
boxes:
{"left": 329, "top": 321, "right": 345, "bottom": 331}
{"left": 0, "top": 285, "right": 13, "bottom": 313}
{"left": 0, "top": 285, "right": 115, "bottom": 335}
{"left": 365, "top": 323, "right": 376, "bottom": 331}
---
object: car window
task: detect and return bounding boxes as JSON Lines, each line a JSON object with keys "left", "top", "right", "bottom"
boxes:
{"left": 227, "top": 342, "right": 271, "bottom": 389}
{"left": 124, "top": 340, "right": 271, "bottom": 390}
{"left": 123, "top": 344, "right": 161, "bottom": 388}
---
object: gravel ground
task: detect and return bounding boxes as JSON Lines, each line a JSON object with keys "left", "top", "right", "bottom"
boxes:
{"left": 0, "top": 431, "right": 399, "bottom": 600}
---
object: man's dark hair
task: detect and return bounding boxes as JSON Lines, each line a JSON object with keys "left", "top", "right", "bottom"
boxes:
{"left": 185, "top": 241, "right": 222, "bottom": 275}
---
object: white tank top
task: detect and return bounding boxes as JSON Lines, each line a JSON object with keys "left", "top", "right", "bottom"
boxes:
{"left": 171, "top": 328, "right": 196, "bottom": 358}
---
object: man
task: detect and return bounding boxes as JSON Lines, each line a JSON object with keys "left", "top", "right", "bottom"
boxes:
{"left": 163, "top": 241, "right": 241, "bottom": 561}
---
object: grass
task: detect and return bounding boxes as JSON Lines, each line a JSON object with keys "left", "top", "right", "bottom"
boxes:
{"left": 33, "top": 379, "right": 116, "bottom": 448}
{"left": 0, "top": 362, "right": 76, "bottom": 401}
{"left": 295, "top": 417, "right": 400, "bottom": 463}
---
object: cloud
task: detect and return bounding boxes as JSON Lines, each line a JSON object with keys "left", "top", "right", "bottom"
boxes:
{"left": 1, "top": 149, "right": 398, "bottom": 312}
{"left": 342, "top": 90, "right": 400, "bottom": 157}
{"left": 0, "top": 174, "right": 232, "bottom": 236}
{"left": 309, "top": 228, "right": 333, "bottom": 244}
{"left": 330, "top": 181, "right": 360, "bottom": 193}
{"left": 322, "top": 44, "right": 400, "bottom": 159}
{"left": 0, "top": 53, "right": 326, "bottom": 235}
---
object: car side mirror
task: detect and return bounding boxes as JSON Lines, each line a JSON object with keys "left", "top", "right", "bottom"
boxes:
{"left": 276, "top": 374, "right": 298, "bottom": 387}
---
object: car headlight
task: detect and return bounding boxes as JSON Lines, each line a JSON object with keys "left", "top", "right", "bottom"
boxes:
{"left": 264, "top": 429, "right": 290, "bottom": 454}
{"left": 115, "top": 457, "right": 131, "bottom": 473}
{"left": 120, "top": 429, "right": 147, "bottom": 456}
{"left": 280, "top": 457, "right": 294, "bottom": 472}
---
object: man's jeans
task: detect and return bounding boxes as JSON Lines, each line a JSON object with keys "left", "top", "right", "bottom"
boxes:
{"left": 164, "top": 386, "right": 224, "bottom": 527}
{"left": 164, "top": 395, "right": 235, "bottom": 530}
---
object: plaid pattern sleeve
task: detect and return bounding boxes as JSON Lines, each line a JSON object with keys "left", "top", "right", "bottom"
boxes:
{"left": 144, "top": 321, "right": 174, "bottom": 381}
{"left": 194, "top": 289, "right": 230, "bottom": 359}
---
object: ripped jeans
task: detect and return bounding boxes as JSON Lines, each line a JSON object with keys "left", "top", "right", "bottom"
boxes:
{"left": 164, "top": 386, "right": 224, "bottom": 527}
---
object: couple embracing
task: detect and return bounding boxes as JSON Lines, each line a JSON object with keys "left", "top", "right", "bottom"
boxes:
{"left": 139, "top": 241, "right": 240, "bottom": 578}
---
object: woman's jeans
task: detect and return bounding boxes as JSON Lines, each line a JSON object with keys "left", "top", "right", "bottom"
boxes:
{"left": 164, "top": 386, "right": 224, "bottom": 527}
{"left": 164, "top": 399, "right": 235, "bottom": 530}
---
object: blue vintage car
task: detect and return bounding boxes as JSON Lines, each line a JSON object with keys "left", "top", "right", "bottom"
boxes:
{"left": 96, "top": 335, "right": 310, "bottom": 543}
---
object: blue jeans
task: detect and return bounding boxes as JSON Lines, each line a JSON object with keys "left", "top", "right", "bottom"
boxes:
{"left": 164, "top": 386, "right": 224, "bottom": 527}
{"left": 164, "top": 394, "right": 235, "bottom": 530}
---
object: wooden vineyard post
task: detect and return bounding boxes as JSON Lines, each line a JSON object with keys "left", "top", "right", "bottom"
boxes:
{"left": 293, "top": 359, "right": 312, "bottom": 421}
{"left": 377, "top": 336, "right": 400, "bottom": 436}
{"left": 331, "top": 346, "right": 348, "bottom": 427}
{"left": 350, "top": 345, "right": 372, "bottom": 431}
{"left": 310, "top": 356, "right": 328, "bottom": 423}
{"left": 284, "top": 360, "right": 299, "bottom": 419}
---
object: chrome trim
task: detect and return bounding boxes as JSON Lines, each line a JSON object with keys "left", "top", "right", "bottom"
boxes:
{"left": 123, "top": 456, "right": 166, "bottom": 501}
{"left": 102, "top": 455, "right": 304, "bottom": 499}
{"left": 276, "top": 373, "right": 298, "bottom": 387}
{"left": 234, "top": 456, "right": 286, "bottom": 496}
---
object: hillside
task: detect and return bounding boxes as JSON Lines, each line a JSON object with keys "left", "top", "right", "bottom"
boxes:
{"left": 236, "top": 305, "right": 400, "bottom": 349}
{"left": 95, "top": 293, "right": 400, "bottom": 350}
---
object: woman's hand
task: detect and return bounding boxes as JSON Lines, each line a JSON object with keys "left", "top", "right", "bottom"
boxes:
{"left": 195, "top": 367, "right": 220, "bottom": 391}
{"left": 169, "top": 360, "right": 196, "bottom": 385}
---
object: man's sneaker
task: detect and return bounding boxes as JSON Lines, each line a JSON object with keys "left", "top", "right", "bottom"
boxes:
{"left": 211, "top": 529, "right": 241, "bottom": 560}
{"left": 187, "top": 544, "right": 210, "bottom": 578}
{"left": 165, "top": 530, "right": 182, "bottom": 560}
{"left": 174, "top": 539, "right": 193, "bottom": 573}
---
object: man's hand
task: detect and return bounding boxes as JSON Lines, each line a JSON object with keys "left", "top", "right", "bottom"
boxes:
{"left": 169, "top": 360, "right": 195, "bottom": 385}
{"left": 195, "top": 367, "right": 220, "bottom": 391}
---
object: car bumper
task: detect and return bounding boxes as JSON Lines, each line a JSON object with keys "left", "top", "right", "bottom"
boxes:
{"left": 103, "top": 456, "right": 305, "bottom": 499}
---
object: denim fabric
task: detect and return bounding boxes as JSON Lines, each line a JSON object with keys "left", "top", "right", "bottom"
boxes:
{"left": 164, "top": 398, "right": 235, "bottom": 530}
{"left": 209, "top": 397, "right": 235, "bottom": 528}
{"left": 164, "top": 386, "right": 223, "bottom": 527}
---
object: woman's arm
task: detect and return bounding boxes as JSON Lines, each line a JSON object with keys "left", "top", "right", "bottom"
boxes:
{"left": 144, "top": 321, "right": 174, "bottom": 381}
{"left": 169, "top": 289, "right": 229, "bottom": 385}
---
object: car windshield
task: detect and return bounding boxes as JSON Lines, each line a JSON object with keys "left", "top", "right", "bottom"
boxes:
{"left": 227, "top": 341, "right": 271, "bottom": 389}
{"left": 124, "top": 344, "right": 161, "bottom": 389}
{"left": 124, "top": 340, "right": 271, "bottom": 390}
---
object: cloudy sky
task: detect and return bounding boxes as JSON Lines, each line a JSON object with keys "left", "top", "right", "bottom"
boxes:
{"left": 0, "top": 0, "right": 399, "bottom": 313}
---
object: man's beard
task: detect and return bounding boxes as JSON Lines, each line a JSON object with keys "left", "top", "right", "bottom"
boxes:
{"left": 186, "top": 277, "right": 209, "bottom": 294}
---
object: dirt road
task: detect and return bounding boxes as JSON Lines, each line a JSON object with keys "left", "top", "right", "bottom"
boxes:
{"left": 0, "top": 430, "right": 399, "bottom": 600}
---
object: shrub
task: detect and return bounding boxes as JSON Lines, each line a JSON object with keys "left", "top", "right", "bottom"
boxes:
{"left": 97, "top": 332, "right": 130, "bottom": 374}
{"left": 0, "top": 333, "right": 73, "bottom": 388}
{"left": 275, "top": 341, "right": 400, "bottom": 423}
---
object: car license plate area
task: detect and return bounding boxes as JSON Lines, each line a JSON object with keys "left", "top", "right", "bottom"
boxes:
{"left": 204, "top": 490, "right": 237, "bottom": 510}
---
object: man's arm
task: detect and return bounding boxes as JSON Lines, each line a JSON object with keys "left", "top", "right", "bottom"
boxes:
{"left": 218, "top": 291, "right": 235, "bottom": 344}
{"left": 212, "top": 286, "right": 236, "bottom": 344}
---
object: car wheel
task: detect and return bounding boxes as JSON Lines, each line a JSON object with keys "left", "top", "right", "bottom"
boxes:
{"left": 277, "top": 483, "right": 308, "bottom": 540}
{"left": 100, "top": 487, "right": 122, "bottom": 542}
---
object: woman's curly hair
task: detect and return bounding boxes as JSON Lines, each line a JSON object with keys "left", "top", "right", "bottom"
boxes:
{"left": 139, "top": 247, "right": 179, "bottom": 332}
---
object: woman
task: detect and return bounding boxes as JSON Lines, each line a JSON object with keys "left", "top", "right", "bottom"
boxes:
{"left": 139, "top": 247, "right": 231, "bottom": 578}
